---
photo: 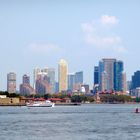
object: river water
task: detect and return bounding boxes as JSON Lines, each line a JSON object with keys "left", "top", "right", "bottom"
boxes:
{"left": 0, "top": 104, "right": 140, "bottom": 140}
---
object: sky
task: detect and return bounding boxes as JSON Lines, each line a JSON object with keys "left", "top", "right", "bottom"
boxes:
{"left": 0, "top": 0, "right": 140, "bottom": 90}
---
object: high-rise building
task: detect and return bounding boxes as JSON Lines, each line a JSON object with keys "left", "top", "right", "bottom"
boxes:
{"left": 55, "top": 82, "right": 59, "bottom": 93}
{"left": 131, "top": 71, "right": 140, "bottom": 89}
{"left": 20, "top": 74, "right": 35, "bottom": 95}
{"left": 74, "top": 71, "right": 83, "bottom": 91}
{"left": 23, "top": 74, "right": 30, "bottom": 84}
{"left": 94, "top": 66, "right": 99, "bottom": 85}
{"left": 98, "top": 58, "right": 125, "bottom": 92}
{"left": 58, "top": 59, "right": 68, "bottom": 92}
{"left": 101, "top": 71, "right": 108, "bottom": 91}
{"left": 7, "top": 72, "right": 16, "bottom": 93}
{"left": 20, "top": 84, "right": 35, "bottom": 95}
{"left": 68, "top": 73, "right": 75, "bottom": 91}
{"left": 75, "top": 71, "right": 83, "bottom": 84}
{"left": 114, "top": 61, "right": 124, "bottom": 91}
{"left": 35, "top": 72, "right": 51, "bottom": 94}
{"left": 122, "top": 72, "right": 127, "bottom": 93}
{"left": 46, "top": 68, "right": 55, "bottom": 94}
{"left": 33, "top": 68, "right": 41, "bottom": 89}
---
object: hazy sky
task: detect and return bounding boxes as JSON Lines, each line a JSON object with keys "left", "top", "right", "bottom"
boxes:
{"left": 0, "top": 0, "right": 140, "bottom": 90}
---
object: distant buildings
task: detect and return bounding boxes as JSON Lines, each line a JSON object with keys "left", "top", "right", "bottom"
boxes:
{"left": 4, "top": 58, "right": 130, "bottom": 95}
{"left": 94, "top": 58, "right": 126, "bottom": 93}
{"left": 35, "top": 72, "right": 51, "bottom": 95}
{"left": 94, "top": 66, "right": 99, "bottom": 85}
{"left": 23, "top": 74, "right": 30, "bottom": 84}
{"left": 33, "top": 67, "right": 55, "bottom": 94}
{"left": 7, "top": 72, "right": 16, "bottom": 93}
{"left": 81, "top": 84, "right": 89, "bottom": 93}
{"left": 20, "top": 74, "right": 35, "bottom": 95}
{"left": 131, "top": 71, "right": 140, "bottom": 97}
{"left": 131, "top": 71, "right": 140, "bottom": 89}
{"left": 58, "top": 59, "right": 68, "bottom": 92}
{"left": 68, "top": 73, "right": 75, "bottom": 91}
{"left": 45, "top": 68, "right": 55, "bottom": 94}
{"left": 33, "top": 68, "right": 41, "bottom": 89}
{"left": 74, "top": 71, "right": 83, "bottom": 91}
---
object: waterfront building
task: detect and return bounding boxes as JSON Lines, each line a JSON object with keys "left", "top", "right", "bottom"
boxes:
{"left": 114, "top": 61, "right": 124, "bottom": 91}
{"left": 55, "top": 82, "right": 59, "bottom": 93}
{"left": 20, "top": 74, "right": 35, "bottom": 95}
{"left": 46, "top": 68, "right": 55, "bottom": 94}
{"left": 126, "top": 81, "right": 132, "bottom": 91}
{"left": 33, "top": 68, "right": 41, "bottom": 89}
{"left": 35, "top": 72, "right": 51, "bottom": 94}
{"left": 122, "top": 72, "right": 127, "bottom": 93}
{"left": 75, "top": 71, "right": 83, "bottom": 84}
{"left": 131, "top": 71, "right": 140, "bottom": 89}
{"left": 101, "top": 71, "right": 108, "bottom": 91}
{"left": 7, "top": 72, "right": 16, "bottom": 93}
{"left": 20, "top": 84, "right": 35, "bottom": 95}
{"left": 94, "top": 66, "right": 99, "bottom": 85}
{"left": 81, "top": 84, "right": 89, "bottom": 93}
{"left": 98, "top": 58, "right": 125, "bottom": 92}
{"left": 23, "top": 74, "right": 30, "bottom": 84}
{"left": 58, "top": 59, "right": 68, "bottom": 92}
{"left": 74, "top": 71, "right": 83, "bottom": 91}
{"left": 68, "top": 73, "right": 75, "bottom": 91}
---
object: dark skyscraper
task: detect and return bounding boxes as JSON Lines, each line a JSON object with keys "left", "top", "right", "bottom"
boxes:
{"left": 94, "top": 66, "right": 99, "bottom": 85}
{"left": 114, "top": 61, "right": 124, "bottom": 91}
{"left": 131, "top": 71, "right": 140, "bottom": 89}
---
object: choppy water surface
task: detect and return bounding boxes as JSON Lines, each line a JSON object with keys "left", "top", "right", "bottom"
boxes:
{"left": 0, "top": 104, "right": 140, "bottom": 140}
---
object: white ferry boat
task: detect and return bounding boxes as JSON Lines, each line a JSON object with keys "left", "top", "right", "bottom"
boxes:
{"left": 26, "top": 100, "right": 55, "bottom": 107}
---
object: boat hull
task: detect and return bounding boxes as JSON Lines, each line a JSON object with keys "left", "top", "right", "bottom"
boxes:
{"left": 26, "top": 100, "right": 55, "bottom": 107}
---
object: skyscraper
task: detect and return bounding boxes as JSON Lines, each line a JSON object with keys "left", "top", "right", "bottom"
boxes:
{"left": 23, "top": 74, "right": 30, "bottom": 84}
{"left": 46, "top": 68, "right": 55, "bottom": 94}
{"left": 20, "top": 74, "right": 35, "bottom": 95}
{"left": 122, "top": 72, "right": 127, "bottom": 93}
{"left": 68, "top": 73, "right": 75, "bottom": 91}
{"left": 35, "top": 72, "right": 51, "bottom": 94}
{"left": 114, "top": 61, "right": 124, "bottom": 91}
{"left": 98, "top": 58, "right": 125, "bottom": 92}
{"left": 74, "top": 71, "right": 83, "bottom": 91}
{"left": 7, "top": 72, "right": 16, "bottom": 93}
{"left": 33, "top": 68, "right": 41, "bottom": 89}
{"left": 75, "top": 71, "right": 83, "bottom": 84}
{"left": 131, "top": 71, "right": 140, "bottom": 89}
{"left": 58, "top": 59, "right": 68, "bottom": 92}
{"left": 94, "top": 66, "right": 99, "bottom": 85}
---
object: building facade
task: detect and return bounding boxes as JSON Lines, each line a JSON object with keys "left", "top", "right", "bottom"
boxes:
{"left": 94, "top": 66, "right": 99, "bottom": 85}
{"left": 58, "top": 59, "right": 68, "bottom": 92}
{"left": 33, "top": 68, "right": 41, "bottom": 89}
{"left": 98, "top": 58, "right": 125, "bottom": 92}
{"left": 7, "top": 72, "right": 16, "bottom": 93}
{"left": 68, "top": 73, "right": 75, "bottom": 91}
{"left": 20, "top": 74, "right": 35, "bottom": 95}
{"left": 46, "top": 68, "right": 55, "bottom": 94}
{"left": 35, "top": 72, "right": 51, "bottom": 94}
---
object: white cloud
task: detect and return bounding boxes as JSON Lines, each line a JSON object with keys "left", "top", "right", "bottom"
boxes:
{"left": 81, "top": 15, "right": 126, "bottom": 53}
{"left": 28, "top": 43, "right": 61, "bottom": 54}
{"left": 100, "top": 15, "right": 119, "bottom": 25}
{"left": 81, "top": 22, "right": 95, "bottom": 33}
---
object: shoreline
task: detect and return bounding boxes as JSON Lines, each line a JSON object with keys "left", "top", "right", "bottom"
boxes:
{"left": 0, "top": 102, "right": 140, "bottom": 106}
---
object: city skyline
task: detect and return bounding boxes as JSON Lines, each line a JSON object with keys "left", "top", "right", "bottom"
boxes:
{"left": 0, "top": 0, "right": 140, "bottom": 90}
